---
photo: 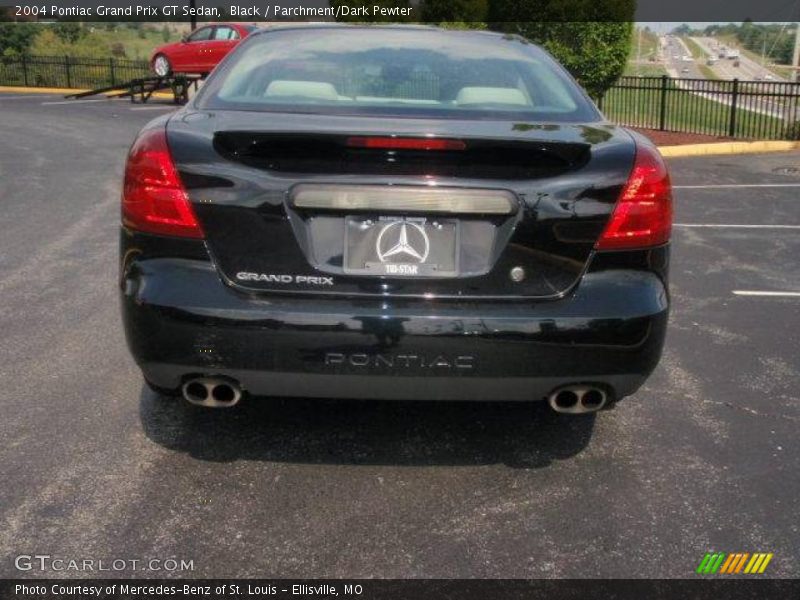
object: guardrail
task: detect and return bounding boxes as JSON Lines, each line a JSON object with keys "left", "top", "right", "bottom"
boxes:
{"left": 0, "top": 55, "right": 150, "bottom": 89}
{"left": 600, "top": 75, "right": 800, "bottom": 140}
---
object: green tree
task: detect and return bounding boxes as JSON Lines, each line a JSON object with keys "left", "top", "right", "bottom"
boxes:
{"left": 52, "top": 22, "right": 84, "bottom": 44}
{"left": 331, "top": 0, "right": 634, "bottom": 98}
{"left": 672, "top": 24, "right": 692, "bottom": 36}
{"left": 488, "top": 0, "right": 635, "bottom": 98}
{"left": 0, "top": 22, "right": 38, "bottom": 55}
{"left": 508, "top": 22, "right": 634, "bottom": 99}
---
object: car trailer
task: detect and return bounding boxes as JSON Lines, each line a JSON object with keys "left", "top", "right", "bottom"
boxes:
{"left": 64, "top": 74, "right": 203, "bottom": 104}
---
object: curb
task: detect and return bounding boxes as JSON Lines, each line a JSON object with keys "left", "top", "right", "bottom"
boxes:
{"left": 0, "top": 85, "right": 174, "bottom": 100}
{"left": 1, "top": 85, "right": 90, "bottom": 95}
{"left": 659, "top": 141, "right": 800, "bottom": 157}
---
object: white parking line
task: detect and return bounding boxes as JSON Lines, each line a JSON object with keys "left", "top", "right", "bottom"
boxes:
{"left": 674, "top": 223, "right": 800, "bottom": 229}
{"left": 674, "top": 184, "right": 800, "bottom": 189}
{"left": 41, "top": 99, "right": 108, "bottom": 105}
{"left": 733, "top": 291, "right": 800, "bottom": 297}
{"left": 0, "top": 94, "right": 59, "bottom": 100}
{"left": 129, "top": 105, "right": 177, "bottom": 111}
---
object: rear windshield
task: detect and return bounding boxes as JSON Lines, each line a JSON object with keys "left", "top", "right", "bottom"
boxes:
{"left": 198, "top": 27, "right": 599, "bottom": 121}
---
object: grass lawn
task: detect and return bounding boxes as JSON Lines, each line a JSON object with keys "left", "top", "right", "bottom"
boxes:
{"left": 771, "top": 65, "right": 797, "bottom": 79}
{"left": 682, "top": 37, "right": 707, "bottom": 61}
{"left": 682, "top": 37, "right": 724, "bottom": 80}
{"left": 623, "top": 63, "right": 668, "bottom": 77}
{"left": 601, "top": 78, "right": 789, "bottom": 139}
{"left": 697, "top": 64, "right": 720, "bottom": 80}
{"left": 683, "top": 38, "right": 720, "bottom": 80}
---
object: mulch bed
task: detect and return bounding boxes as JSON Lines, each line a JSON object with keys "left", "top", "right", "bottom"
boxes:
{"left": 631, "top": 128, "right": 740, "bottom": 146}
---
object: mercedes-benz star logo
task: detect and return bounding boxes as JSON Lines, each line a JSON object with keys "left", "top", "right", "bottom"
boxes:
{"left": 376, "top": 221, "right": 430, "bottom": 264}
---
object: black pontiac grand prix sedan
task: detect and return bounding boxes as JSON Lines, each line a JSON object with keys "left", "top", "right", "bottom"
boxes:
{"left": 120, "top": 25, "right": 671, "bottom": 414}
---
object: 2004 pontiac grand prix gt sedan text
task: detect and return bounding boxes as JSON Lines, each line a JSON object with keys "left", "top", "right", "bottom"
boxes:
{"left": 120, "top": 25, "right": 672, "bottom": 414}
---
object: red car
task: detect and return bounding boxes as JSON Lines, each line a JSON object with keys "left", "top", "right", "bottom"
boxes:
{"left": 150, "top": 23, "right": 258, "bottom": 77}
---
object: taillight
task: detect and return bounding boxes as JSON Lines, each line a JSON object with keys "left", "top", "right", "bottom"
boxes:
{"left": 595, "top": 144, "right": 672, "bottom": 251}
{"left": 121, "top": 128, "right": 203, "bottom": 239}
{"left": 346, "top": 136, "right": 466, "bottom": 151}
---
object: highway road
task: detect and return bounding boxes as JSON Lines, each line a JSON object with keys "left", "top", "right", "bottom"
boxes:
{"left": 658, "top": 35, "right": 797, "bottom": 124}
{"left": 663, "top": 36, "right": 700, "bottom": 78}
{"left": 660, "top": 35, "right": 787, "bottom": 82}
{"left": 692, "top": 37, "right": 786, "bottom": 82}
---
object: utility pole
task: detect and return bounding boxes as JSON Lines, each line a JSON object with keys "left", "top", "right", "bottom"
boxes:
{"left": 190, "top": 0, "right": 197, "bottom": 31}
{"left": 793, "top": 20, "right": 800, "bottom": 82}
{"left": 637, "top": 27, "right": 642, "bottom": 76}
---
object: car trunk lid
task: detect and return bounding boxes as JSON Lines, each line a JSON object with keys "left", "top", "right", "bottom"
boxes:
{"left": 167, "top": 110, "right": 635, "bottom": 299}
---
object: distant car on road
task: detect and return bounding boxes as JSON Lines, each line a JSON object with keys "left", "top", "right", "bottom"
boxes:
{"left": 150, "top": 23, "right": 259, "bottom": 77}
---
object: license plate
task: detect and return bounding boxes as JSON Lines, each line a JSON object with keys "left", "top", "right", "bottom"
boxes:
{"left": 344, "top": 216, "right": 458, "bottom": 277}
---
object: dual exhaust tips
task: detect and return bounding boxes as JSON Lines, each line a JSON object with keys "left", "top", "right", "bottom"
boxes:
{"left": 180, "top": 378, "right": 609, "bottom": 413}
{"left": 182, "top": 377, "right": 242, "bottom": 408}
{"left": 548, "top": 385, "right": 609, "bottom": 414}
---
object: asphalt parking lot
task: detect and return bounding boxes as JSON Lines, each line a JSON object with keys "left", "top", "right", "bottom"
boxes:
{"left": 0, "top": 93, "right": 797, "bottom": 579}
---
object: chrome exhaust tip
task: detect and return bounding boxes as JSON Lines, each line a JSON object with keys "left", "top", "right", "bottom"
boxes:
{"left": 548, "top": 385, "right": 608, "bottom": 414}
{"left": 181, "top": 377, "right": 242, "bottom": 408}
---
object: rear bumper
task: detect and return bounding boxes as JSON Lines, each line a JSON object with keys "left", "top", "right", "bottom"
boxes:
{"left": 121, "top": 258, "right": 668, "bottom": 402}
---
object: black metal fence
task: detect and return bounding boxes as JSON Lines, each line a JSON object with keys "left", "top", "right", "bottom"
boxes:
{"left": 2, "top": 59, "right": 799, "bottom": 140}
{"left": 0, "top": 55, "right": 150, "bottom": 90}
{"left": 599, "top": 75, "right": 800, "bottom": 140}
